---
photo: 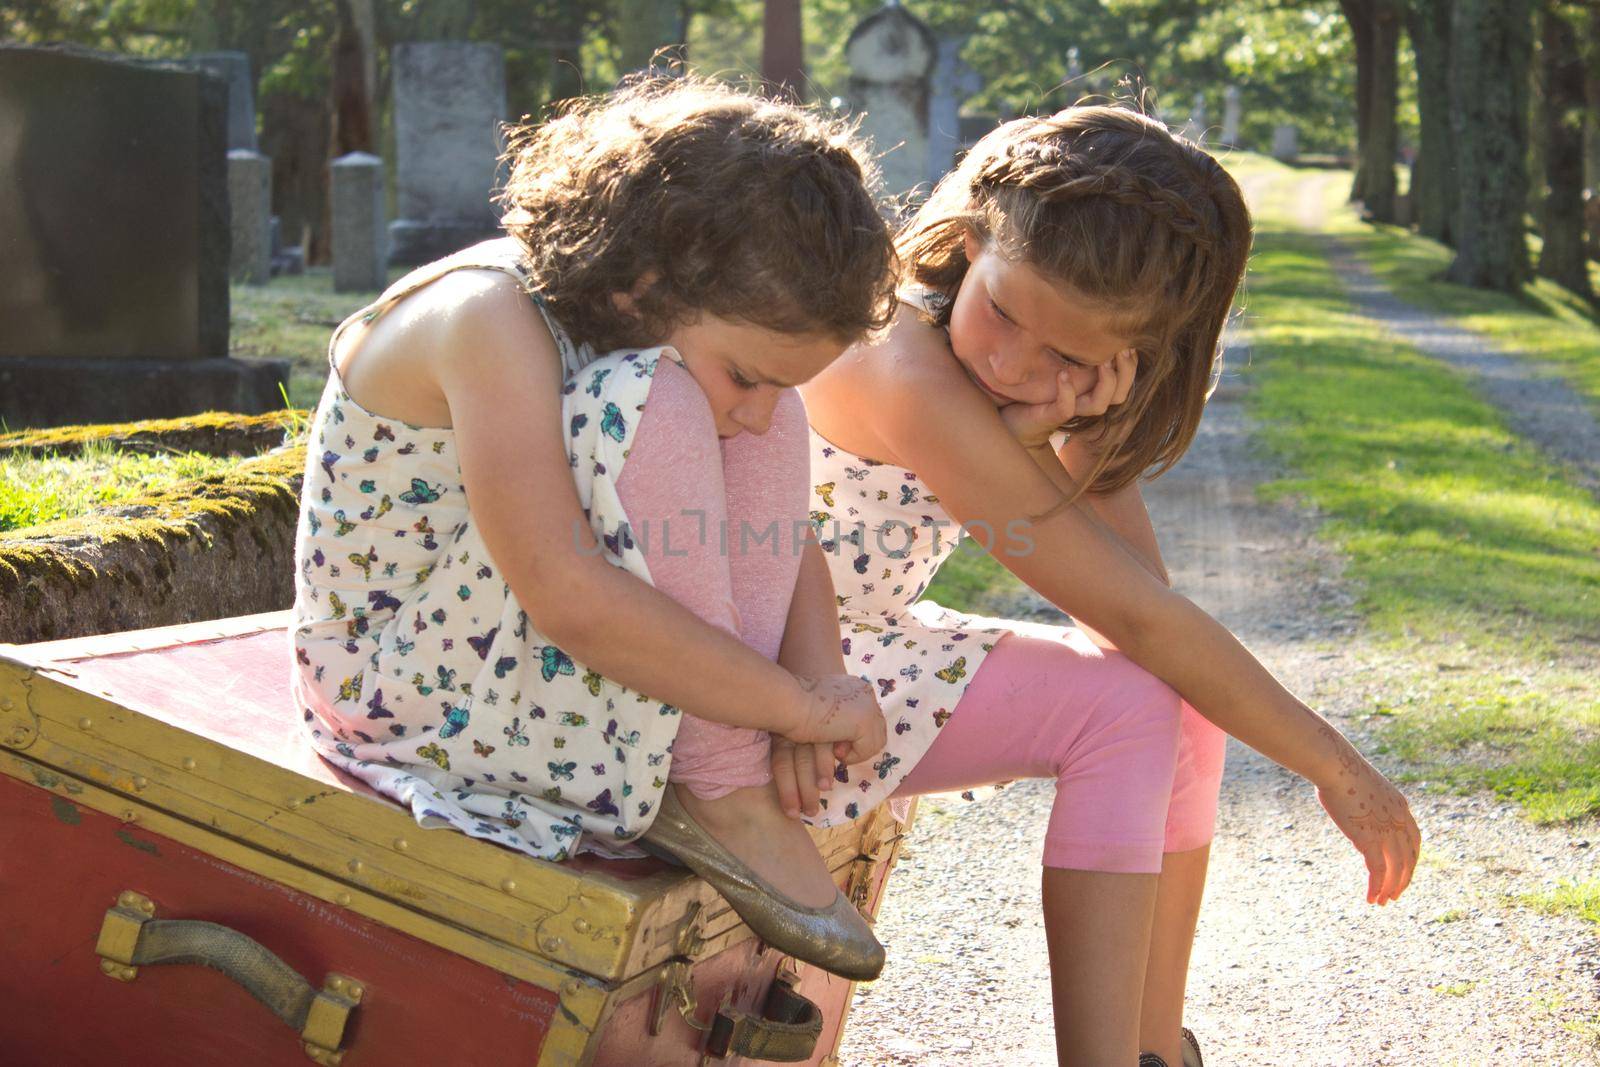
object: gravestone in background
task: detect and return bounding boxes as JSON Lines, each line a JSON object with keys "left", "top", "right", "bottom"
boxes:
{"left": 228, "top": 148, "right": 272, "bottom": 284}
{"left": 1222, "top": 85, "right": 1242, "bottom": 147}
{"left": 332, "top": 152, "right": 388, "bottom": 293}
{"left": 1272, "top": 124, "right": 1300, "bottom": 163}
{"left": 846, "top": 4, "right": 937, "bottom": 202}
{"left": 927, "top": 35, "right": 981, "bottom": 189}
{"left": 0, "top": 44, "right": 286, "bottom": 428}
{"left": 387, "top": 41, "right": 507, "bottom": 265}
{"left": 189, "top": 50, "right": 256, "bottom": 152}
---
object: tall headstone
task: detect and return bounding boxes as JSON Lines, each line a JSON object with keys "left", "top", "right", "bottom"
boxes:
{"left": 0, "top": 44, "right": 286, "bottom": 427}
{"left": 189, "top": 50, "right": 256, "bottom": 151}
{"left": 927, "top": 35, "right": 981, "bottom": 187}
{"left": 388, "top": 42, "right": 507, "bottom": 265}
{"left": 1221, "top": 85, "right": 1242, "bottom": 147}
{"left": 846, "top": 3, "right": 938, "bottom": 201}
{"left": 332, "top": 152, "right": 388, "bottom": 293}
{"left": 1271, "top": 124, "right": 1300, "bottom": 163}
{"left": 228, "top": 149, "right": 271, "bottom": 285}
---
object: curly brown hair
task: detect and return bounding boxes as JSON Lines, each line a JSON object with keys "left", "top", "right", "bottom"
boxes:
{"left": 498, "top": 76, "right": 898, "bottom": 352}
{"left": 898, "top": 105, "right": 1253, "bottom": 495}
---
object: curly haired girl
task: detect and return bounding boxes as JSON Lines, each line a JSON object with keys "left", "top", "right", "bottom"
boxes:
{"left": 290, "top": 77, "right": 907, "bottom": 976}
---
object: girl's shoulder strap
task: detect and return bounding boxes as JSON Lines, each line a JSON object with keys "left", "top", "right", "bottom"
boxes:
{"left": 897, "top": 283, "right": 951, "bottom": 322}
{"left": 325, "top": 237, "right": 594, "bottom": 379}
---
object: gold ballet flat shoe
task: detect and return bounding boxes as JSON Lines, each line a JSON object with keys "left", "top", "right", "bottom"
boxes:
{"left": 639, "top": 786, "right": 886, "bottom": 982}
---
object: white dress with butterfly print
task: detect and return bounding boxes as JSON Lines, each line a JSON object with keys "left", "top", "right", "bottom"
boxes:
{"left": 292, "top": 239, "right": 690, "bottom": 861}
{"left": 804, "top": 430, "right": 1014, "bottom": 827}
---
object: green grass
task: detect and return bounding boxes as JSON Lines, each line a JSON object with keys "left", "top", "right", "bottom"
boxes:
{"left": 0, "top": 440, "right": 241, "bottom": 533}
{"left": 230, "top": 267, "right": 405, "bottom": 409}
{"left": 1522, "top": 878, "right": 1600, "bottom": 930}
{"left": 1235, "top": 162, "right": 1600, "bottom": 825}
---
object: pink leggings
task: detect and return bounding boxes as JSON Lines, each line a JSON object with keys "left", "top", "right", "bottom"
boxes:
{"left": 615, "top": 359, "right": 1226, "bottom": 875}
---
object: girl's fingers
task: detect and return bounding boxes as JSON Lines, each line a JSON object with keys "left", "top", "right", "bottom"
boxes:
{"left": 771, "top": 742, "right": 801, "bottom": 818}
{"left": 1079, "top": 361, "right": 1118, "bottom": 417}
{"left": 814, "top": 742, "right": 834, "bottom": 792}
{"left": 794, "top": 743, "right": 820, "bottom": 816}
{"left": 1111, "top": 349, "right": 1138, "bottom": 406}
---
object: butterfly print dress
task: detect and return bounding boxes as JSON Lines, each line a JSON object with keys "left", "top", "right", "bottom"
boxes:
{"left": 805, "top": 431, "right": 1013, "bottom": 826}
{"left": 292, "top": 239, "right": 685, "bottom": 861}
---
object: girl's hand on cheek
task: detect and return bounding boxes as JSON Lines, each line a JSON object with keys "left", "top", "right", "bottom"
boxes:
{"left": 998, "top": 369, "right": 1079, "bottom": 449}
{"left": 1071, "top": 348, "right": 1137, "bottom": 421}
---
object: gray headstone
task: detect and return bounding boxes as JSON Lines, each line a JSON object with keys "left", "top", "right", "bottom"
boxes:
{"left": 1222, "top": 85, "right": 1242, "bottom": 147}
{"left": 228, "top": 150, "right": 271, "bottom": 285}
{"left": 1271, "top": 124, "right": 1300, "bottom": 163}
{"left": 845, "top": 4, "right": 938, "bottom": 201}
{"left": 0, "top": 44, "right": 285, "bottom": 426}
{"left": 190, "top": 50, "right": 257, "bottom": 152}
{"left": 388, "top": 41, "right": 507, "bottom": 265}
{"left": 332, "top": 152, "right": 388, "bottom": 293}
{"left": 928, "top": 35, "right": 981, "bottom": 187}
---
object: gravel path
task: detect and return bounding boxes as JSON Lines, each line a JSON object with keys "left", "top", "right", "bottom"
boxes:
{"left": 1309, "top": 190, "right": 1600, "bottom": 499}
{"left": 836, "top": 172, "right": 1600, "bottom": 1065}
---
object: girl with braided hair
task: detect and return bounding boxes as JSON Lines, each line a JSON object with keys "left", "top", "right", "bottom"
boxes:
{"left": 677, "top": 105, "right": 1421, "bottom": 1063}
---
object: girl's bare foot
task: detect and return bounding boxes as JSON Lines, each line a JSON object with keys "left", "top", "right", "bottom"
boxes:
{"left": 671, "top": 781, "right": 840, "bottom": 908}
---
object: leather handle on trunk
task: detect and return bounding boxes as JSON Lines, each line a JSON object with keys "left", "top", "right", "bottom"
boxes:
{"left": 705, "top": 969, "right": 823, "bottom": 1062}
{"left": 96, "top": 891, "right": 362, "bottom": 1065}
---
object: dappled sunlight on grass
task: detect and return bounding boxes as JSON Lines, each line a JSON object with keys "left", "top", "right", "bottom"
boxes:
{"left": 0, "top": 440, "right": 241, "bottom": 533}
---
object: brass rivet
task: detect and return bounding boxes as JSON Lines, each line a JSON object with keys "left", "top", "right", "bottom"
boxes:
{"left": 138, "top": 900, "right": 154, "bottom": 915}
{"left": 501, "top": 878, "right": 517, "bottom": 893}
{"left": 542, "top": 936, "right": 564, "bottom": 953}
{"left": 9, "top": 731, "right": 26, "bottom": 745}
{"left": 328, "top": 976, "right": 345, "bottom": 993}
{"left": 181, "top": 757, "right": 196, "bottom": 770}
{"left": 1, "top": 698, "right": 13, "bottom": 710}
{"left": 118, "top": 891, "right": 136, "bottom": 906}
{"left": 78, "top": 717, "right": 93, "bottom": 730}
{"left": 100, "top": 959, "right": 117, "bottom": 974}
{"left": 573, "top": 918, "right": 591, "bottom": 934}
{"left": 122, "top": 810, "right": 136, "bottom": 822}
{"left": 335, "top": 892, "right": 352, "bottom": 907}
{"left": 346, "top": 983, "right": 363, "bottom": 1001}
{"left": 348, "top": 859, "right": 364, "bottom": 874}
{"left": 132, "top": 776, "right": 149, "bottom": 791}
{"left": 560, "top": 979, "right": 580, "bottom": 996}
{"left": 118, "top": 966, "right": 136, "bottom": 981}
{"left": 393, "top": 837, "right": 409, "bottom": 852}
{"left": 287, "top": 798, "right": 301, "bottom": 808}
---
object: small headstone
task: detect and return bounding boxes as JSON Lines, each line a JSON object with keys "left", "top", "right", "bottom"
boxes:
{"left": 189, "top": 50, "right": 257, "bottom": 152}
{"left": 388, "top": 41, "right": 507, "bottom": 265}
{"left": 845, "top": 4, "right": 938, "bottom": 201}
{"left": 927, "top": 35, "right": 981, "bottom": 187}
{"left": 332, "top": 152, "right": 388, "bottom": 293}
{"left": 1222, "top": 85, "right": 1242, "bottom": 146}
{"left": 1271, "top": 124, "right": 1300, "bottom": 163}
{"left": 228, "top": 150, "right": 272, "bottom": 285}
{"left": 0, "top": 44, "right": 285, "bottom": 427}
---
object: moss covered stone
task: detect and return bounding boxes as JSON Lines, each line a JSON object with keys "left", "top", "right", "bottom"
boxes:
{"left": 0, "top": 410, "right": 305, "bottom": 460}
{"left": 0, "top": 443, "right": 307, "bottom": 644}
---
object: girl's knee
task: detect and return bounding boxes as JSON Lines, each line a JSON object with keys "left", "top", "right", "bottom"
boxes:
{"left": 639, "top": 354, "right": 719, "bottom": 443}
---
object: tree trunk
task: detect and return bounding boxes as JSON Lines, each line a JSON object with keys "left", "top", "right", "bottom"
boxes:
{"left": 761, "top": 0, "right": 805, "bottom": 100}
{"left": 262, "top": 91, "right": 332, "bottom": 265}
{"left": 616, "top": 0, "right": 688, "bottom": 75}
{"left": 331, "top": 0, "right": 377, "bottom": 157}
{"left": 1362, "top": 3, "right": 1402, "bottom": 221}
{"left": 1343, "top": 0, "right": 1376, "bottom": 201}
{"left": 1446, "top": 0, "right": 1533, "bottom": 290}
{"left": 1407, "top": 0, "right": 1456, "bottom": 244}
{"left": 1535, "top": 3, "right": 1592, "bottom": 298}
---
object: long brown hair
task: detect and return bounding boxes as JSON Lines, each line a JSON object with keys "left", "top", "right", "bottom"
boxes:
{"left": 898, "top": 105, "right": 1252, "bottom": 493}
{"left": 499, "top": 76, "right": 898, "bottom": 352}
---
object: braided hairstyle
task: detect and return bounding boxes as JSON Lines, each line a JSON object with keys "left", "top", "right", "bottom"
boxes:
{"left": 898, "top": 105, "right": 1252, "bottom": 493}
